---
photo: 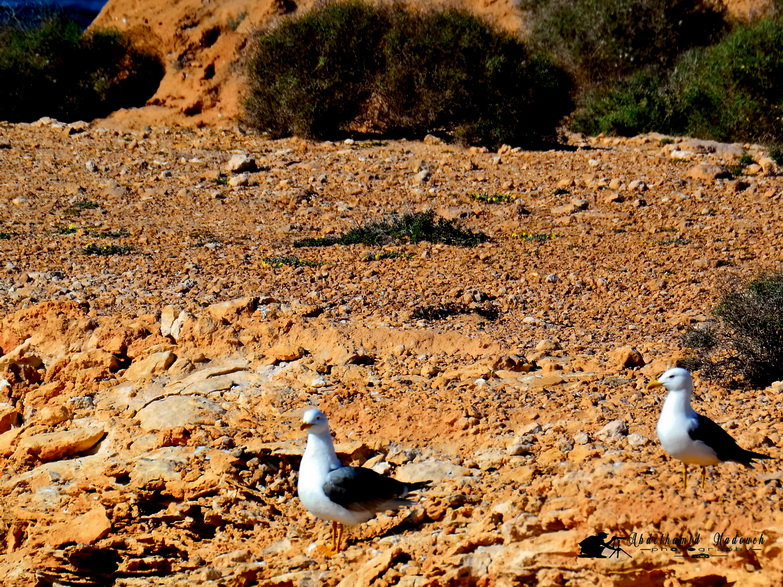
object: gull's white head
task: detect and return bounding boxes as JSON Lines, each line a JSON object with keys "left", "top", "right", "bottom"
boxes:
{"left": 301, "top": 408, "right": 330, "bottom": 434}
{"left": 647, "top": 367, "right": 693, "bottom": 394}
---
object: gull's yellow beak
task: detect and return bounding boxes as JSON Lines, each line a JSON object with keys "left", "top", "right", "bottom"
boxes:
{"left": 647, "top": 380, "right": 663, "bottom": 390}
{"left": 300, "top": 422, "right": 312, "bottom": 431}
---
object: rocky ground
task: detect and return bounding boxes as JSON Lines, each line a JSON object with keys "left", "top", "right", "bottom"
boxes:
{"left": 1, "top": 118, "right": 782, "bottom": 585}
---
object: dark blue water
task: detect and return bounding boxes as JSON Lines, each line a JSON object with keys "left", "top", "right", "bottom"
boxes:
{"left": 0, "top": 0, "right": 108, "bottom": 29}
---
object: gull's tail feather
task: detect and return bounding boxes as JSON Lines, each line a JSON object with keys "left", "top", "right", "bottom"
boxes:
{"left": 404, "top": 480, "right": 431, "bottom": 494}
{"left": 736, "top": 448, "right": 772, "bottom": 466}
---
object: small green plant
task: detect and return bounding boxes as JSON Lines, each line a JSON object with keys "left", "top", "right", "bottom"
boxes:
{"left": 729, "top": 154, "right": 756, "bottom": 177}
{"left": 469, "top": 192, "right": 516, "bottom": 204}
{"left": 189, "top": 229, "right": 221, "bottom": 247}
{"left": 262, "top": 256, "right": 319, "bottom": 268}
{"left": 658, "top": 237, "right": 690, "bottom": 245}
{"left": 513, "top": 231, "right": 557, "bottom": 242}
{"left": 56, "top": 223, "right": 79, "bottom": 234}
{"left": 412, "top": 302, "right": 498, "bottom": 321}
{"left": 657, "top": 226, "right": 677, "bottom": 233}
{"left": 81, "top": 243, "right": 133, "bottom": 255}
{"left": 363, "top": 250, "right": 413, "bottom": 261}
{"left": 214, "top": 174, "right": 229, "bottom": 185}
{"left": 64, "top": 199, "right": 99, "bottom": 216}
{"left": 294, "top": 211, "right": 489, "bottom": 248}
{"left": 227, "top": 11, "right": 247, "bottom": 31}
{"left": 770, "top": 147, "right": 783, "bottom": 166}
{"left": 0, "top": 231, "right": 13, "bottom": 239}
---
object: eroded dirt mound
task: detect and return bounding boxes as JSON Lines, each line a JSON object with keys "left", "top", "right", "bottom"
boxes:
{"left": 90, "top": 0, "right": 778, "bottom": 129}
{"left": 90, "top": 0, "right": 527, "bottom": 129}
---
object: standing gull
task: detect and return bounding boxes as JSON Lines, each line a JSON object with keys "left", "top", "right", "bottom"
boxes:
{"left": 297, "top": 408, "right": 430, "bottom": 553}
{"left": 649, "top": 367, "right": 771, "bottom": 489}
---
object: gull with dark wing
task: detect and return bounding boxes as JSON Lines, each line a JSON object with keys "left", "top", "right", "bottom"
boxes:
{"left": 297, "top": 408, "right": 430, "bottom": 553}
{"left": 649, "top": 367, "right": 771, "bottom": 489}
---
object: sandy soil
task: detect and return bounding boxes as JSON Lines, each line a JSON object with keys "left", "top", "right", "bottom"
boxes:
{"left": 0, "top": 117, "right": 781, "bottom": 584}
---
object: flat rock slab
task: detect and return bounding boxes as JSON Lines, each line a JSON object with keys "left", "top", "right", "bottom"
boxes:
{"left": 17, "top": 424, "right": 105, "bottom": 462}
{"left": 395, "top": 459, "right": 475, "bottom": 483}
{"left": 136, "top": 395, "right": 225, "bottom": 431}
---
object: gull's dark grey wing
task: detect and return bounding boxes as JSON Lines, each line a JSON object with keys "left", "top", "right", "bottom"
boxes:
{"left": 689, "top": 414, "right": 771, "bottom": 465}
{"left": 323, "top": 466, "right": 430, "bottom": 513}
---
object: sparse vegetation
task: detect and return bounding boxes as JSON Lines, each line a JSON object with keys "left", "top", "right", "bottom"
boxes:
{"left": 262, "top": 256, "right": 320, "bottom": 268}
{"left": 682, "top": 272, "right": 783, "bottom": 386}
{"left": 658, "top": 237, "right": 690, "bottom": 246}
{"left": 189, "top": 230, "right": 221, "bottom": 248}
{"left": 412, "top": 302, "right": 499, "bottom": 321}
{"left": 0, "top": 12, "right": 163, "bottom": 122}
{"left": 363, "top": 250, "right": 413, "bottom": 261}
{"left": 56, "top": 223, "right": 79, "bottom": 235}
{"left": 81, "top": 243, "right": 133, "bottom": 256}
{"left": 513, "top": 231, "right": 557, "bottom": 242}
{"left": 294, "top": 211, "right": 489, "bottom": 248}
{"left": 0, "top": 231, "right": 13, "bottom": 239}
{"left": 245, "top": 1, "right": 572, "bottom": 148}
{"left": 469, "top": 192, "right": 516, "bottom": 204}
{"left": 729, "top": 154, "right": 756, "bottom": 177}
{"left": 64, "top": 199, "right": 100, "bottom": 216}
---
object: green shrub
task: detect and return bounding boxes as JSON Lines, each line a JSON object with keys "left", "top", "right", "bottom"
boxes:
{"left": 245, "top": 1, "right": 387, "bottom": 139}
{"left": 682, "top": 272, "right": 783, "bottom": 386}
{"left": 525, "top": 0, "right": 726, "bottom": 87}
{"left": 573, "top": 16, "right": 783, "bottom": 144}
{"left": 245, "top": 1, "right": 572, "bottom": 147}
{"left": 570, "top": 70, "right": 671, "bottom": 136}
{"left": 0, "top": 14, "right": 163, "bottom": 122}
{"left": 714, "top": 272, "right": 783, "bottom": 386}
{"left": 294, "top": 210, "right": 489, "bottom": 247}
{"left": 376, "top": 8, "right": 571, "bottom": 147}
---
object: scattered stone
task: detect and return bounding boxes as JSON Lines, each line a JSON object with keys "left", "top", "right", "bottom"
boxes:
{"left": 608, "top": 345, "right": 645, "bottom": 369}
{"left": 627, "top": 432, "right": 650, "bottom": 447}
{"left": 17, "top": 423, "right": 105, "bottom": 461}
{"left": 37, "top": 404, "right": 72, "bottom": 426}
{"left": 160, "top": 305, "right": 188, "bottom": 340}
{"left": 228, "top": 172, "right": 250, "bottom": 187}
{"left": 597, "top": 419, "right": 628, "bottom": 440}
{"left": 206, "top": 297, "right": 258, "bottom": 323}
{"left": 573, "top": 431, "right": 589, "bottom": 445}
{"left": 124, "top": 350, "right": 176, "bottom": 380}
{"left": 686, "top": 163, "right": 731, "bottom": 181}
{"left": 225, "top": 153, "right": 257, "bottom": 173}
{"left": 266, "top": 344, "right": 307, "bottom": 363}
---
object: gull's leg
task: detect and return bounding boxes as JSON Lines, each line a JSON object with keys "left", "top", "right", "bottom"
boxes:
{"left": 701, "top": 467, "right": 706, "bottom": 490}
{"left": 330, "top": 521, "right": 339, "bottom": 553}
{"left": 682, "top": 462, "right": 688, "bottom": 490}
{"left": 335, "top": 523, "right": 344, "bottom": 553}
